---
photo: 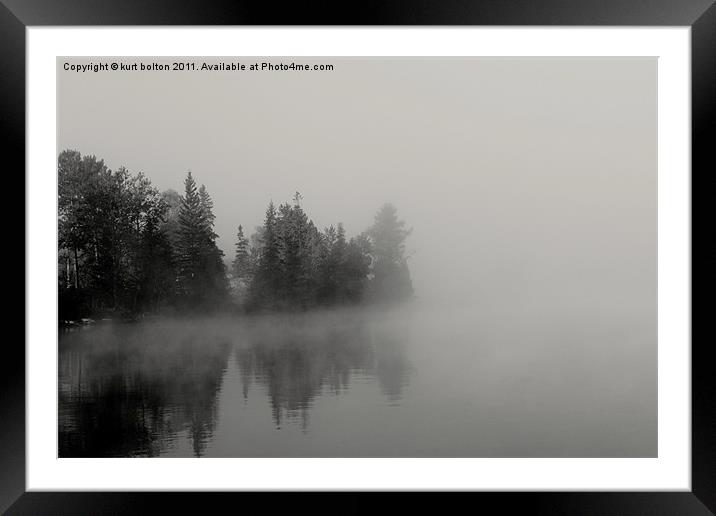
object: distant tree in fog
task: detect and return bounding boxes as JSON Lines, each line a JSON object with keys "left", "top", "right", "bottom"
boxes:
{"left": 366, "top": 203, "right": 414, "bottom": 303}
{"left": 232, "top": 225, "right": 252, "bottom": 280}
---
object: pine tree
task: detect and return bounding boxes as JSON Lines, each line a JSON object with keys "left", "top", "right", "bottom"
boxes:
{"left": 197, "top": 183, "right": 228, "bottom": 306}
{"left": 248, "top": 201, "right": 281, "bottom": 309}
{"left": 232, "top": 225, "right": 251, "bottom": 280}
{"left": 198, "top": 184, "right": 217, "bottom": 239}
{"left": 176, "top": 171, "right": 205, "bottom": 301}
{"left": 341, "top": 234, "right": 372, "bottom": 303}
{"left": 136, "top": 201, "right": 175, "bottom": 311}
{"left": 367, "top": 203, "right": 414, "bottom": 303}
{"left": 275, "top": 194, "right": 313, "bottom": 308}
{"left": 315, "top": 225, "right": 339, "bottom": 305}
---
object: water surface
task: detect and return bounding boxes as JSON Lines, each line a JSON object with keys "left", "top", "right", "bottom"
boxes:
{"left": 58, "top": 303, "right": 656, "bottom": 457}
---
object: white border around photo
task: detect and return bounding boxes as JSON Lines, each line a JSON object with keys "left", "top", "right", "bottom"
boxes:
{"left": 26, "top": 27, "right": 690, "bottom": 491}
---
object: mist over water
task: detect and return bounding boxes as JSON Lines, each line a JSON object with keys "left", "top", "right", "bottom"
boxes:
{"left": 59, "top": 299, "right": 655, "bottom": 457}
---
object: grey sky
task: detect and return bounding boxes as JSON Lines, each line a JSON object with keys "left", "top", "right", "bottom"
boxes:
{"left": 57, "top": 57, "right": 656, "bottom": 309}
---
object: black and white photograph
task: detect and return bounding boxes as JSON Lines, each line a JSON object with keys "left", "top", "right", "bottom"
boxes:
{"left": 56, "top": 56, "right": 657, "bottom": 458}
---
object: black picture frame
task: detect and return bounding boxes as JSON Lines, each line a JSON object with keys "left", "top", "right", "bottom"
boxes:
{"left": 5, "top": 1, "right": 714, "bottom": 514}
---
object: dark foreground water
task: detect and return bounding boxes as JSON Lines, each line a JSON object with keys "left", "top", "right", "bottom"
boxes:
{"left": 58, "top": 303, "right": 656, "bottom": 457}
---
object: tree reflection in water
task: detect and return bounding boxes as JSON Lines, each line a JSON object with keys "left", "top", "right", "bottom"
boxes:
{"left": 233, "top": 310, "right": 411, "bottom": 429}
{"left": 59, "top": 320, "right": 231, "bottom": 457}
{"left": 59, "top": 309, "right": 411, "bottom": 457}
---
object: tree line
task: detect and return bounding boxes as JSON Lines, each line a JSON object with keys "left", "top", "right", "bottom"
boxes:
{"left": 58, "top": 150, "right": 413, "bottom": 320}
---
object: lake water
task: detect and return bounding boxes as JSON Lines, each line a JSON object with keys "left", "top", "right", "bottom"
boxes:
{"left": 58, "top": 302, "right": 656, "bottom": 457}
